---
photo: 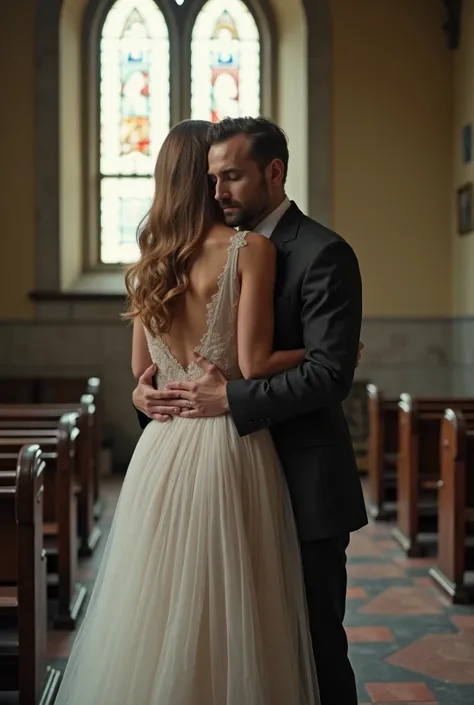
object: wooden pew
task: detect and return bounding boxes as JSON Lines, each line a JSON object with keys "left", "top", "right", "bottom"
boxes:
{"left": 367, "top": 384, "right": 399, "bottom": 520}
{"left": 37, "top": 377, "right": 104, "bottom": 518}
{"left": 0, "top": 444, "right": 61, "bottom": 705}
{"left": 0, "top": 413, "right": 87, "bottom": 629}
{"left": 0, "top": 398, "right": 100, "bottom": 556}
{"left": 0, "top": 375, "right": 104, "bottom": 519}
{"left": 429, "top": 409, "right": 474, "bottom": 603}
{"left": 392, "top": 394, "right": 474, "bottom": 557}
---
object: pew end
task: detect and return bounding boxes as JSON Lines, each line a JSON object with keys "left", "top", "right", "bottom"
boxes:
{"left": 429, "top": 408, "right": 474, "bottom": 603}
{"left": 0, "top": 412, "right": 89, "bottom": 630}
{"left": 366, "top": 384, "right": 399, "bottom": 521}
{"left": 393, "top": 395, "right": 474, "bottom": 557}
{"left": 0, "top": 445, "right": 62, "bottom": 705}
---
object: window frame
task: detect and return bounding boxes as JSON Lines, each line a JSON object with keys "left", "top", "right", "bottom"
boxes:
{"left": 83, "top": 0, "right": 272, "bottom": 271}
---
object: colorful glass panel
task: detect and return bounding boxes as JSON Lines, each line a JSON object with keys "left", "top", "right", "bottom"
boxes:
{"left": 100, "top": 0, "right": 169, "bottom": 263}
{"left": 191, "top": 0, "right": 260, "bottom": 122}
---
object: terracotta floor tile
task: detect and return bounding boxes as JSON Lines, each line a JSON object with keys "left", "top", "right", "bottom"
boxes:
{"left": 348, "top": 534, "right": 384, "bottom": 557}
{"left": 364, "top": 682, "right": 435, "bottom": 701}
{"left": 347, "top": 586, "right": 368, "bottom": 599}
{"left": 413, "top": 577, "right": 433, "bottom": 588}
{"left": 375, "top": 538, "right": 400, "bottom": 552}
{"left": 346, "top": 626, "right": 393, "bottom": 642}
{"left": 387, "top": 633, "right": 474, "bottom": 684}
{"left": 47, "top": 630, "right": 73, "bottom": 658}
{"left": 451, "top": 615, "right": 474, "bottom": 633}
{"left": 360, "top": 587, "right": 444, "bottom": 615}
{"left": 347, "top": 563, "right": 405, "bottom": 579}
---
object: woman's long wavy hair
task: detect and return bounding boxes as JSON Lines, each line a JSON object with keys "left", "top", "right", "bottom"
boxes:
{"left": 124, "top": 119, "right": 222, "bottom": 333}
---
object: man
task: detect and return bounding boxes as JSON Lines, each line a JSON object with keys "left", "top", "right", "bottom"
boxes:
{"left": 133, "top": 117, "right": 367, "bottom": 705}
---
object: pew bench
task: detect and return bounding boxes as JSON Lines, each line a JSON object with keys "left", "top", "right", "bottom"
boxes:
{"left": 392, "top": 394, "right": 474, "bottom": 557}
{"left": 0, "top": 444, "right": 61, "bottom": 705}
{"left": 429, "top": 409, "right": 474, "bottom": 603}
{"left": 0, "top": 413, "right": 87, "bottom": 629}
{"left": 367, "top": 384, "right": 399, "bottom": 520}
{"left": 0, "top": 399, "right": 101, "bottom": 556}
{"left": 0, "top": 376, "right": 104, "bottom": 519}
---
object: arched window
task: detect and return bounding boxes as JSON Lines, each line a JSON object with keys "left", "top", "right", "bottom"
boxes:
{"left": 96, "top": 0, "right": 262, "bottom": 265}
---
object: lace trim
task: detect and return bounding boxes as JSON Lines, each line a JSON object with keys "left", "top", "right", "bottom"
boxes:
{"left": 195, "top": 231, "right": 248, "bottom": 357}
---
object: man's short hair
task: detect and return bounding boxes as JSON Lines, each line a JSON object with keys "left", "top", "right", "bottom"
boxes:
{"left": 207, "top": 117, "right": 289, "bottom": 183}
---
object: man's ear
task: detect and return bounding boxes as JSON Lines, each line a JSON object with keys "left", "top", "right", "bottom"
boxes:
{"left": 269, "top": 158, "right": 285, "bottom": 185}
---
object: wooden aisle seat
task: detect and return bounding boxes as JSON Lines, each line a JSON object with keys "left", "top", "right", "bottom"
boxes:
{"left": 0, "top": 399, "right": 100, "bottom": 556}
{"left": 392, "top": 394, "right": 474, "bottom": 557}
{"left": 429, "top": 409, "right": 474, "bottom": 603}
{"left": 37, "top": 377, "right": 104, "bottom": 519}
{"left": 367, "top": 384, "right": 399, "bottom": 520}
{"left": 0, "top": 375, "right": 104, "bottom": 520}
{"left": 0, "top": 444, "right": 62, "bottom": 705}
{"left": 0, "top": 414, "right": 87, "bottom": 629}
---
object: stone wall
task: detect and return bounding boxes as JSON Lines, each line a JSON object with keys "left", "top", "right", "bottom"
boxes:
{"left": 1, "top": 311, "right": 468, "bottom": 468}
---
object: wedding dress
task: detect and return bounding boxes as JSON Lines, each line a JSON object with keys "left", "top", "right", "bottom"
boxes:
{"left": 54, "top": 231, "right": 319, "bottom": 705}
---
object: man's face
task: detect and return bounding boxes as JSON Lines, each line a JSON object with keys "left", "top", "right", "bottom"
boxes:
{"left": 208, "top": 134, "right": 272, "bottom": 229}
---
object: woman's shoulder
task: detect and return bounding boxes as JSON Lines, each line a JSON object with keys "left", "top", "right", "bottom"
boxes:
{"left": 240, "top": 230, "right": 275, "bottom": 255}
{"left": 237, "top": 231, "right": 276, "bottom": 277}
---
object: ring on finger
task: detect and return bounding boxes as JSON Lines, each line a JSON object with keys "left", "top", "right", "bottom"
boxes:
{"left": 185, "top": 399, "right": 193, "bottom": 409}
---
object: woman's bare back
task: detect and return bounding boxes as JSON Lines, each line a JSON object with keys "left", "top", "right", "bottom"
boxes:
{"left": 161, "top": 225, "right": 238, "bottom": 370}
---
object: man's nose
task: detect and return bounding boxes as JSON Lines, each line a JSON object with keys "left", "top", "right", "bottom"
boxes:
{"left": 214, "top": 181, "right": 229, "bottom": 202}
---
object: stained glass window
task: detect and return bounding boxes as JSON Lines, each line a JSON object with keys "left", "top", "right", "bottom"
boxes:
{"left": 191, "top": 0, "right": 260, "bottom": 123}
{"left": 100, "top": 0, "right": 170, "bottom": 264}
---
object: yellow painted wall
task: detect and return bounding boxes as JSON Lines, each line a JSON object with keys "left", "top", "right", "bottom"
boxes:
{"left": 0, "top": 0, "right": 457, "bottom": 320}
{"left": 0, "top": 0, "right": 36, "bottom": 318}
{"left": 453, "top": 0, "right": 474, "bottom": 315}
{"left": 332, "top": 0, "right": 453, "bottom": 316}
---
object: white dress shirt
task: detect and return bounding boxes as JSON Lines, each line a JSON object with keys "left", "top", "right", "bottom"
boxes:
{"left": 254, "top": 196, "right": 291, "bottom": 238}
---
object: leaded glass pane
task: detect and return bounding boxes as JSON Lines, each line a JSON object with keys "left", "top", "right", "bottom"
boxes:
{"left": 100, "top": 0, "right": 170, "bottom": 176}
{"left": 100, "top": 0, "right": 169, "bottom": 263}
{"left": 191, "top": 0, "right": 260, "bottom": 122}
{"left": 100, "top": 177, "right": 154, "bottom": 264}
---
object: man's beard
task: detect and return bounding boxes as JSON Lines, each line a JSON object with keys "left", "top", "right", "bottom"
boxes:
{"left": 220, "top": 181, "right": 270, "bottom": 230}
{"left": 220, "top": 205, "right": 249, "bottom": 229}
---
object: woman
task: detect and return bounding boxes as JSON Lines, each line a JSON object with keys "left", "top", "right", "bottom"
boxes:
{"left": 54, "top": 120, "right": 319, "bottom": 705}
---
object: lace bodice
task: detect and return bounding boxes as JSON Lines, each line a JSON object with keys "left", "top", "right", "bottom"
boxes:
{"left": 145, "top": 232, "right": 249, "bottom": 388}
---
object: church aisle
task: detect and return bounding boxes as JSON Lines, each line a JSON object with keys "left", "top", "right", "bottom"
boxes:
{"left": 347, "top": 520, "right": 474, "bottom": 705}
{"left": 45, "top": 477, "right": 474, "bottom": 705}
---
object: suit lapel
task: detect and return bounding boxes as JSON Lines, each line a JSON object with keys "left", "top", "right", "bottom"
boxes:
{"left": 269, "top": 201, "right": 304, "bottom": 256}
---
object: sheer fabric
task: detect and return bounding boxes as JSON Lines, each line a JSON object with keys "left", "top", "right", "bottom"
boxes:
{"left": 54, "top": 232, "right": 319, "bottom": 705}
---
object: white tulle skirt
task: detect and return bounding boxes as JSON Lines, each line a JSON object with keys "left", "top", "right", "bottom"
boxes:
{"left": 54, "top": 415, "right": 319, "bottom": 705}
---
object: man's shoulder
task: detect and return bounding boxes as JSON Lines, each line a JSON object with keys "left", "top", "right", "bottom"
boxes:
{"left": 295, "top": 209, "right": 353, "bottom": 256}
{"left": 299, "top": 210, "right": 342, "bottom": 241}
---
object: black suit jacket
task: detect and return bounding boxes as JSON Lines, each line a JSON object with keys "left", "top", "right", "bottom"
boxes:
{"left": 227, "top": 203, "right": 367, "bottom": 541}
{"left": 136, "top": 202, "right": 368, "bottom": 541}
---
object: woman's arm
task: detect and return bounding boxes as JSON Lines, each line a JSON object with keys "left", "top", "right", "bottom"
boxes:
{"left": 228, "top": 239, "right": 362, "bottom": 436}
{"left": 131, "top": 317, "right": 154, "bottom": 379}
{"left": 237, "top": 233, "right": 304, "bottom": 379}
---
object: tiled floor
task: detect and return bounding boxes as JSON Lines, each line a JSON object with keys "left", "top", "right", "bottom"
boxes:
{"left": 45, "top": 477, "right": 474, "bottom": 705}
{"left": 346, "top": 520, "right": 474, "bottom": 705}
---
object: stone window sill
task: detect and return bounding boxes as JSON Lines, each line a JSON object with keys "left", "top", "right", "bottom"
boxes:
{"left": 30, "top": 271, "right": 126, "bottom": 301}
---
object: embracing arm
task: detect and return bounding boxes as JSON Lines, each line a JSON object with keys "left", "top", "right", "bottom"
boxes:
{"left": 237, "top": 233, "right": 304, "bottom": 379}
{"left": 227, "top": 239, "right": 362, "bottom": 436}
{"left": 131, "top": 317, "right": 153, "bottom": 379}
